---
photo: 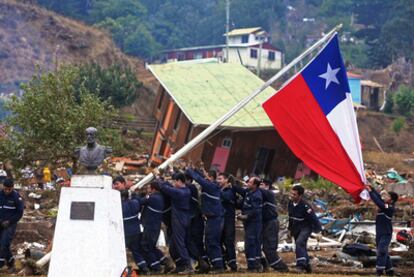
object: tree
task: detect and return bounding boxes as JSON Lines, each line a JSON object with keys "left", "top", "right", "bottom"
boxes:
{"left": 76, "top": 62, "right": 142, "bottom": 108}
{"left": 392, "top": 117, "right": 405, "bottom": 135}
{"left": 0, "top": 66, "right": 123, "bottom": 168}
{"left": 0, "top": 99, "right": 9, "bottom": 121}
{"left": 90, "top": 0, "right": 147, "bottom": 22}
{"left": 353, "top": 0, "right": 413, "bottom": 68}
{"left": 95, "top": 16, "right": 161, "bottom": 59}
{"left": 37, "top": 0, "right": 287, "bottom": 60}
{"left": 394, "top": 85, "right": 414, "bottom": 116}
{"left": 37, "top": 0, "right": 91, "bottom": 19}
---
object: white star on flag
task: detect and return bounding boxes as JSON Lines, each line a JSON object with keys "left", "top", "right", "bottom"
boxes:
{"left": 319, "top": 63, "right": 340, "bottom": 89}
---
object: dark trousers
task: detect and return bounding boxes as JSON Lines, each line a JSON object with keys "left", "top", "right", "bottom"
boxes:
{"left": 187, "top": 214, "right": 207, "bottom": 261}
{"left": 293, "top": 227, "right": 312, "bottom": 268}
{"left": 141, "top": 227, "right": 163, "bottom": 270}
{"left": 125, "top": 233, "right": 147, "bottom": 269}
{"left": 205, "top": 216, "right": 224, "bottom": 269}
{"left": 0, "top": 224, "right": 16, "bottom": 267}
{"left": 221, "top": 215, "right": 236, "bottom": 268}
{"left": 244, "top": 220, "right": 262, "bottom": 270}
{"left": 376, "top": 234, "right": 393, "bottom": 274}
{"left": 263, "top": 219, "right": 283, "bottom": 268}
{"left": 170, "top": 215, "right": 191, "bottom": 268}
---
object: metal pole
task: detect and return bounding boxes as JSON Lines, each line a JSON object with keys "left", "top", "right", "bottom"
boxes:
{"left": 257, "top": 39, "right": 263, "bottom": 76}
{"left": 130, "top": 24, "right": 342, "bottom": 191}
{"left": 225, "top": 0, "right": 230, "bottom": 63}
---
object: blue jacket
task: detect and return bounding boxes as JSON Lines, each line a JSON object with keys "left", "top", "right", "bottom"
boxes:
{"left": 233, "top": 186, "right": 262, "bottom": 222}
{"left": 0, "top": 190, "right": 24, "bottom": 225}
{"left": 186, "top": 183, "right": 202, "bottom": 218}
{"left": 159, "top": 181, "right": 191, "bottom": 225}
{"left": 259, "top": 188, "right": 278, "bottom": 222}
{"left": 221, "top": 186, "right": 236, "bottom": 219}
{"left": 288, "top": 199, "right": 321, "bottom": 234}
{"left": 140, "top": 192, "right": 164, "bottom": 231}
{"left": 369, "top": 190, "right": 394, "bottom": 235}
{"left": 122, "top": 198, "right": 141, "bottom": 236}
{"left": 186, "top": 169, "right": 224, "bottom": 218}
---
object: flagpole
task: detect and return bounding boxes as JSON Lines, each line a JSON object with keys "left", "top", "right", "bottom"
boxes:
{"left": 130, "top": 24, "right": 343, "bottom": 191}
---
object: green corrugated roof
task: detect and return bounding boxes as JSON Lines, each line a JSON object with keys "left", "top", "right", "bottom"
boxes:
{"left": 148, "top": 62, "right": 276, "bottom": 128}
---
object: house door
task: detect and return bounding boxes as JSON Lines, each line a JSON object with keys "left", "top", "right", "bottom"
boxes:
{"left": 210, "top": 137, "right": 232, "bottom": 172}
{"left": 253, "top": 147, "right": 275, "bottom": 176}
{"left": 370, "top": 88, "right": 379, "bottom": 110}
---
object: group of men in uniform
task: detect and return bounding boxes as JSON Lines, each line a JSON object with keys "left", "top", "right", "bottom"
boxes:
{"left": 0, "top": 166, "right": 400, "bottom": 276}
{"left": 114, "top": 167, "right": 324, "bottom": 275}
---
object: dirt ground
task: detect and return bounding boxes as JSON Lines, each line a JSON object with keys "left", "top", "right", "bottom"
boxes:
{"left": 4, "top": 250, "right": 413, "bottom": 277}
{"left": 0, "top": 271, "right": 407, "bottom": 277}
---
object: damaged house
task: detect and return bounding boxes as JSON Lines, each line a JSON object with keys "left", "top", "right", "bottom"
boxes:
{"left": 147, "top": 60, "right": 299, "bottom": 180}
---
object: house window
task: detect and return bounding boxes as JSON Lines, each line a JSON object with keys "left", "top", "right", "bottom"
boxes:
{"left": 157, "top": 90, "right": 164, "bottom": 110}
{"left": 250, "top": 49, "right": 258, "bottom": 59}
{"left": 268, "top": 51, "right": 275, "bottom": 61}
{"left": 177, "top": 53, "right": 185, "bottom": 61}
{"left": 241, "top": 35, "right": 249, "bottom": 43}
{"left": 222, "top": 137, "right": 232, "bottom": 148}
{"left": 173, "top": 110, "right": 182, "bottom": 131}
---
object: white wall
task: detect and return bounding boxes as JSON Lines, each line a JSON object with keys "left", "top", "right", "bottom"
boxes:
{"left": 227, "top": 47, "right": 282, "bottom": 70}
{"left": 228, "top": 34, "right": 260, "bottom": 45}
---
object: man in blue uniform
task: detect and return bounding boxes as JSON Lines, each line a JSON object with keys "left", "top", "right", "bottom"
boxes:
{"left": 217, "top": 172, "right": 237, "bottom": 272}
{"left": 113, "top": 176, "right": 149, "bottom": 274}
{"left": 234, "top": 176, "right": 263, "bottom": 272}
{"left": 288, "top": 184, "right": 321, "bottom": 273}
{"left": 185, "top": 173, "right": 209, "bottom": 273}
{"left": 159, "top": 172, "right": 194, "bottom": 274}
{"left": 140, "top": 181, "right": 167, "bottom": 273}
{"left": 186, "top": 168, "right": 224, "bottom": 274}
{"left": 0, "top": 179, "right": 24, "bottom": 272}
{"left": 365, "top": 185, "right": 398, "bottom": 276}
{"left": 259, "top": 179, "right": 288, "bottom": 272}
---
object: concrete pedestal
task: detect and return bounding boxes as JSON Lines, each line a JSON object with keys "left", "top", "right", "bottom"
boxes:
{"left": 48, "top": 175, "right": 127, "bottom": 277}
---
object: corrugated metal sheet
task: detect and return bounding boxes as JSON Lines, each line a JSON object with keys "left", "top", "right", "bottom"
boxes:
{"left": 226, "top": 27, "right": 262, "bottom": 36}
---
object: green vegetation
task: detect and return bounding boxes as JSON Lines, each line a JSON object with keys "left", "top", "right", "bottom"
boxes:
{"left": 37, "top": 0, "right": 414, "bottom": 68}
{"left": 394, "top": 85, "right": 414, "bottom": 116}
{"left": 0, "top": 98, "right": 9, "bottom": 121}
{"left": 317, "top": 0, "right": 414, "bottom": 68}
{"left": 37, "top": 0, "right": 286, "bottom": 60}
{"left": 382, "top": 85, "right": 414, "bottom": 118}
{"left": 76, "top": 63, "right": 142, "bottom": 108}
{"left": 392, "top": 117, "right": 406, "bottom": 135}
{"left": 0, "top": 66, "right": 123, "bottom": 168}
{"left": 279, "top": 176, "right": 336, "bottom": 191}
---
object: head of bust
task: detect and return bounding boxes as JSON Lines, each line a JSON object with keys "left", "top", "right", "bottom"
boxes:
{"left": 85, "top": 127, "right": 97, "bottom": 146}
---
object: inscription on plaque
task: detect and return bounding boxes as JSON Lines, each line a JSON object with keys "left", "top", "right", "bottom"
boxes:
{"left": 70, "top": 201, "right": 95, "bottom": 220}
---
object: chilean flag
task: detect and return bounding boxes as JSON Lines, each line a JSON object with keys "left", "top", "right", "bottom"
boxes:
{"left": 262, "top": 34, "right": 366, "bottom": 201}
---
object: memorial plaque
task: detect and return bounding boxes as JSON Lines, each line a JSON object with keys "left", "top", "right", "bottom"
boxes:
{"left": 70, "top": 201, "right": 95, "bottom": 220}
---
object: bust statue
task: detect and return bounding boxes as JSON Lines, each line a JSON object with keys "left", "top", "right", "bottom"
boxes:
{"left": 74, "top": 127, "right": 112, "bottom": 172}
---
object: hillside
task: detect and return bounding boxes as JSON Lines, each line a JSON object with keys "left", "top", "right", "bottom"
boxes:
{"left": 0, "top": 0, "right": 156, "bottom": 118}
